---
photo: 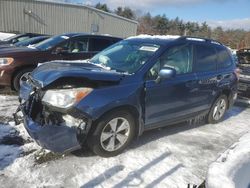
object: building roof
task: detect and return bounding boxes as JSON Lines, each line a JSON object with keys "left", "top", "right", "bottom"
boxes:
{"left": 36, "top": 0, "right": 138, "bottom": 25}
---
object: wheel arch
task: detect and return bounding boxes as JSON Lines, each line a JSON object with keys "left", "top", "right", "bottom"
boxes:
{"left": 11, "top": 65, "right": 36, "bottom": 89}
{"left": 91, "top": 104, "right": 142, "bottom": 137}
{"left": 221, "top": 88, "right": 233, "bottom": 109}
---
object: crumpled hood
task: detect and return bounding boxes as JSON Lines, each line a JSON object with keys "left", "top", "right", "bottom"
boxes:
{"left": 31, "top": 60, "right": 124, "bottom": 87}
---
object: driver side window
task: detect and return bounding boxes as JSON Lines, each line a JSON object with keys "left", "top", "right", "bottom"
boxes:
{"left": 147, "top": 44, "right": 193, "bottom": 80}
{"left": 56, "top": 38, "right": 89, "bottom": 53}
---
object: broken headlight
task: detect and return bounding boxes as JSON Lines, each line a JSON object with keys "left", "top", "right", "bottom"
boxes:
{"left": 42, "top": 87, "right": 92, "bottom": 108}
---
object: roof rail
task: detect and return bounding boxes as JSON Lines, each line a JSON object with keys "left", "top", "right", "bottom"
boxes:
{"left": 177, "top": 36, "right": 223, "bottom": 46}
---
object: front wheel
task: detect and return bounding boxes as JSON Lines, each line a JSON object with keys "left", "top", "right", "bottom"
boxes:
{"left": 87, "top": 110, "right": 135, "bottom": 157}
{"left": 208, "top": 95, "right": 228, "bottom": 124}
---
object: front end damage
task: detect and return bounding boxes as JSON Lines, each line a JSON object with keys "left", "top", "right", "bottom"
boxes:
{"left": 14, "top": 61, "right": 131, "bottom": 153}
{"left": 14, "top": 77, "right": 92, "bottom": 153}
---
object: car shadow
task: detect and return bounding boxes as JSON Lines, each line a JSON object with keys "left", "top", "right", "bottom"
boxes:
{"left": 0, "top": 122, "right": 25, "bottom": 170}
{"left": 80, "top": 165, "right": 125, "bottom": 188}
{"left": 80, "top": 151, "right": 180, "bottom": 188}
{"left": 223, "top": 105, "right": 247, "bottom": 121}
{"left": 112, "top": 152, "right": 172, "bottom": 188}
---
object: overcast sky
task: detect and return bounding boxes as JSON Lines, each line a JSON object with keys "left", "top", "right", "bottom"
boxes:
{"left": 50, "top": 0, "right": 250, "bottom": 30}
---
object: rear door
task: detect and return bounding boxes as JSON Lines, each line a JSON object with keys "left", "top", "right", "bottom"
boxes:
{"left": 193, "top": 43, "right": 219, "bottom": 109}
{"left": 145, "top": 43, "right": 201, "bottom": 128}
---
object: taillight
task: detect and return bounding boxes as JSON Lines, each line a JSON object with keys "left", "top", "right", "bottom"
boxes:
{"left": 234, "top": 68, "right": 241, "bottom": 80}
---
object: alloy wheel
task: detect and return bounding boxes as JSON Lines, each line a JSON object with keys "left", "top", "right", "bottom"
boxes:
{"left": 213, "top": 98, "right": 226, "bottom": 121}
{"left": 100, "top": 117, "right": 130, "bottom": 152}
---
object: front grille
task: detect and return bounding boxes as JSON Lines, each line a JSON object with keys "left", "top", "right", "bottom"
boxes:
{"left": 25, "top": 91, "right": 43, "bottom": 122}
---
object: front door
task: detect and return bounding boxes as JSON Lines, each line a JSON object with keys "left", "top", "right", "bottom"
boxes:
{"left": 60, "top": 37, "right": 91, "bottom": 60}
{"left": 145, "top": 43, "right": 201, "bottom": 128}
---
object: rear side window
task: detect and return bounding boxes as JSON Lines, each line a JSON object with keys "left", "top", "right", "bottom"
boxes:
{"left": 194, "top": 44, "right": 217, "bottom": 72}
{"left": 89, "top": 38, "right": 112, "bottom": 52}
{"left": 216, "top": 47, "right": 233, "bottom": 69}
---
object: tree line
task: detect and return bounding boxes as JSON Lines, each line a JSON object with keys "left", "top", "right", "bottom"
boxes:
{"left": 95, "top": 3, "right": 250, "bottom": 49}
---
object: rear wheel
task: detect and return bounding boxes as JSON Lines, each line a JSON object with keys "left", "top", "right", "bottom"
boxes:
{"left": 87, "top": 110, "right": 135, "bottom": 157}
{"left": 208, "top": 95, "right": 228, "bottom": 124}
{"left": 13, "top": 68, "right": 33, "bottom": 91}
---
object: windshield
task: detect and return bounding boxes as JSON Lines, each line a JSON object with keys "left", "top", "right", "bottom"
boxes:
{"left": 2, "top": 34, "right": 20, "bottom": 42}
{"left": 34, "top": 35, "right": 69, "bottom": 51}
{"left": 89, "top": 40, "right": 160, "bottom": 74}
{"left": 15, "top": 37, "right": 43, "bottom": 47}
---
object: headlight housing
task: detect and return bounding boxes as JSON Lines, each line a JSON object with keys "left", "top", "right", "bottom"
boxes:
{"left": 0, "top": 58, "right": 14, "bottom": 66}
{"left": 42, "top": 87, "right": 92, "bottom": 108}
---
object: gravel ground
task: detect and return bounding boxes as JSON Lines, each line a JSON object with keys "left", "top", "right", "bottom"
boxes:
{"left": 0, "top": 90, "right": 250, "bottom": 188}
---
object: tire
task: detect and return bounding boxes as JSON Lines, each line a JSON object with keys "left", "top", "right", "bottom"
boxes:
{"left": 207, "top": 95, "right": 228, "bottom": 124}
{"left": 13, "top": 68, "right": 33, "bottom": 91}
{"left": 87, "top": 110, "right": 136, "bottom": 157}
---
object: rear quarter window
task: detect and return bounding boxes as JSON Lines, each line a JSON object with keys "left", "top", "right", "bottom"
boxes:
{"left": 216, "top": 47, "right": 233, "bottom": 69}
{"left": 194, "top": 44, "right": 217, "bottom": 72}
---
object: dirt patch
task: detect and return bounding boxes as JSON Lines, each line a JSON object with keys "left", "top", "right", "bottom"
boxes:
{"left": 21, "top": 149, "right": 37, "bottom": 156}
{"left": 34, "top": 150, "right": 65, "bottom": 164}
{"left": 0, "top": 116, "right": 14, "bottom": 124}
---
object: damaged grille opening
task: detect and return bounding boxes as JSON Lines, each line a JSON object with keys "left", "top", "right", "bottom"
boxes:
{"left": 27, "top": 93, "right": 64, "bottom": 126}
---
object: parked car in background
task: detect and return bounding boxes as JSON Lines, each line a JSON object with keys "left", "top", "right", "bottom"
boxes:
{"left": 0, "top": 32, "right": 16, "bottom": 40}
{"left": 16, "top": 35, "right": 238, "bottom": 157}
{"left": 236, "top": 48, "right": 250, "bottom": 97}
{"left": 0, "top": 33, "right": 45, "bottom": 45}
{"left": 0, "top": 36, "right": 50, "bottom": 49}
{"left": 0, "top": 33, "right": 122, "bottom": 90}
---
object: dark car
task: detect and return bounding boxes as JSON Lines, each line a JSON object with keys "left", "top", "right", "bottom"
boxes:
{"left": 0, "top": 33, "right": 122, "bottom": 90}
{"left": 16, "top": 36, "right": 238, "bottom": 157}
{"left": 0, "top": 33, "right": 45, "bottom": 45}
{"left": 0, "top": 36, "right": 50, "bottom": 49}
{"left": 236, "top": 48, "right": 250, "bottom": 96}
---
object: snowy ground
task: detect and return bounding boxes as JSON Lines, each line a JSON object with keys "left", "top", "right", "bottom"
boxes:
{"left": 0, "top": 90, "right": 250, "bottom": 188}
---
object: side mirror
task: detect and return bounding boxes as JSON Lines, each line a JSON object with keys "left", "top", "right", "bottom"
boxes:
{"left": 155, "top": 67, "right": 176, "bottom": 83}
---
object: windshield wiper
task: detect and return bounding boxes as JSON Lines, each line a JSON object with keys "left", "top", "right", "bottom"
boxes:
{"left": 87, "top": 60, "right": 130, "bottom": 74}
{"left": 110, "top": 67, "right": 130, "bottom": 74}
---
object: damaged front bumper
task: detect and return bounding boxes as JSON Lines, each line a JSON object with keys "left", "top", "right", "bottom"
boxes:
{"left": 23, "top": 115, "right": 81, "bottom": 153}
{"left": 14, "top": 100, "right": 92, "bottom": 153}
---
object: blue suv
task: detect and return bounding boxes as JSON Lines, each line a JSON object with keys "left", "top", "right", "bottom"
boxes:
{"left": 15, "top": 35, "right": 238, "bottom": 157}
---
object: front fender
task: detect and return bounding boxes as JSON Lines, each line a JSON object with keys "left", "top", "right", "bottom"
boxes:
{"left": 75, "top": 82, "right": 144, "bottom": 133}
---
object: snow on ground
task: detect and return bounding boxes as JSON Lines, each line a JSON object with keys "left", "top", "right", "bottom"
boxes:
{"left": 0, "top": 92, "right": 250, "bottom": 188}
{"left": 0, "top": 95, "right": 19, "bottom": 122}
{"left": 0, "top": 32, "right": 15, "bottom": 40}
{"left": 206, "top": 131, "right": 250, "bottom": 188}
